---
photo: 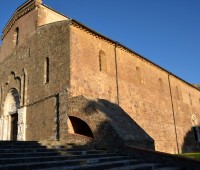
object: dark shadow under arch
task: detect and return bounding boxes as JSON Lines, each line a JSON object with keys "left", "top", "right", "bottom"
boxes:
{"left": 68, "top": 116, "right": 93, "bottom": 138}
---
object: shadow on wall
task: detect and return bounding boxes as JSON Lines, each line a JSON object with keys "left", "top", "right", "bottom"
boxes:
{"left": 182, "top": 126, "right": 200, "bottom": 153}
{"left": 66, "top": 96, "right": 155, "bottom": 151}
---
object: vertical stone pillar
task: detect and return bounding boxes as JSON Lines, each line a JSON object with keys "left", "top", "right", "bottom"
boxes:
{"left": 17, "top": 107, "right": 27, "bottom": 141}
{"left": 58, "top": 90, "right": 69, "bottom": 140}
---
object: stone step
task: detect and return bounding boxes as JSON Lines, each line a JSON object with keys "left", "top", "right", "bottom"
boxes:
{"left": 154, "top": 167, "right": 183, "bottom": 170}
{"left": 0, "top": 141, "right": 39, "bottom": 145}
{"left": 0, "top": 141, "right": 184, "bottom": 170}
{"left": 0, "top": 150, "right": 113, "bottom": 158}
{"left": 0, "top": 153, "right": 121, "bottom": 164}
{"left": 0, "top": 148, "right": 107, "bottom": 155}
{"left": 0, "top": 157, "right": 141, "bottom": 170}
{"left": 0, "top": 145, "right": 47, "bottom": 149}
{"left": 0, "top": 141, "right": 39, "bottom": 147}
{"left": 105, "top": 163, "right": 183, "bottom": 170}
{"left": 0, "top": 152, "right": 61, "bottom": 158}
{"left": 36, "top": 160, "right": 156, "bottom": 170}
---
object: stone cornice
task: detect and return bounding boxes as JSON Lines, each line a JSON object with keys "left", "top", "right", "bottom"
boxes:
{"left": 1, "top": 0, "right": 42, "bottom": 40}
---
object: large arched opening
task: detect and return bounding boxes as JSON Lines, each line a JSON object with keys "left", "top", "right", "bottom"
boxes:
{"left": 0, "top": 88, "right": 20, "bottom": 141}
{"left": 68, "top": 116, "right": 93, "bottom": 138}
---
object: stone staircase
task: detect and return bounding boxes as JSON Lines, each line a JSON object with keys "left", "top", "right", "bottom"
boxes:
{"left": 0, "top": 141, "right": 183, "bottom": 170}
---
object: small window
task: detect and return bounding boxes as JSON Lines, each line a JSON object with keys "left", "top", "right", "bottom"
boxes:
{"left": 193, "top": 126, "right": 200, "bottom": 142}
{"left": 44, "top": 57, "right": 49, "bottom": 84}
{"left": 99, "top": 50, "right": 107, "bottom": 73}
{"left": 13, "top": 27, "right": 19, "bottom": 46}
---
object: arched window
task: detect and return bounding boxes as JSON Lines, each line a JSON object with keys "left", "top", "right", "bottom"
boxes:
{"left": 99, "top": 50, "right": 107, "bottom": 73}
{"left": 44, "top": 57, "right": 49, "bottom": 84}
{"left": 13, "top": 27, "right": 19, "bottom": 46}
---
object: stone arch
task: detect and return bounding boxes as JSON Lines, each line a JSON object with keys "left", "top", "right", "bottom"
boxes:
{"left": 68, "top": 116, "right": 93, "bottom": 138}
{"left": 0, "top": 88, "right": 20, "bottom": 140}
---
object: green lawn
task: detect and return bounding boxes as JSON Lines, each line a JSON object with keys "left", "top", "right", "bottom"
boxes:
{"left": 180, "top": 153, "right": 200, "bottom": 160}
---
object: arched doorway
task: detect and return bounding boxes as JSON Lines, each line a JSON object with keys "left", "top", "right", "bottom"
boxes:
{"left": 1, "top": 88, "right": 20, "bottom": 141}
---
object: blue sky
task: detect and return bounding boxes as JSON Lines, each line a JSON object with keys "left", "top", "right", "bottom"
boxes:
{"left": 0, "top": 0, "right": 200, "bottom": 84}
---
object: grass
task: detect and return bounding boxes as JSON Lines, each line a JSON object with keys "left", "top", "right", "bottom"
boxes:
{"left": 180, "top": 153, "right": 200, "bottom": 160}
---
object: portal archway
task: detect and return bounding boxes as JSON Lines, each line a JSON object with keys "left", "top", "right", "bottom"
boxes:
{"left": 0, "top": 88, "right": 20, "bottom": 140}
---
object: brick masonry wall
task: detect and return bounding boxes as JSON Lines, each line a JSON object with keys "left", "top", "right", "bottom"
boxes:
{"left": 169, "top": 76, "right": 200, "bottom": 152}
{"left": 66, "top": 95, "right": 155, "bottom": 150}
{"left": 70, "top": 25, "right": 118, "bottom": 104}
{"left": 0, "top": 20, "right": 70, "bottom": 141}
{"left": 0, "top": 3, "right": 68, "bottom": 63}
{"left": 70, "top": 23, "right": 200, "bottom": 153}
{"left": 26, "top": 96, "right": 56, "bottom": 140}
{"left": 116, "top": 47, "right": 178, "bottom": 153}
{"left": 37, "top": 5, "right": 68, "bottom": 27}
{"left": 0, "top": 9, "right": 38, "bottom": 62}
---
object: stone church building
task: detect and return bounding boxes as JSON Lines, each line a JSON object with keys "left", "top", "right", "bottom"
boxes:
{"left": 0, "top": 0, "right": 200, "bottom": 154}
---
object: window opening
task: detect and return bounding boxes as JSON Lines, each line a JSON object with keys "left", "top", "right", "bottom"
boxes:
{"left": 99, "top": 50, "right": 107, "bottom": 73}
{"left": 13, "top": 27, "right": 19, "bottom": 46}
{"left": 44, "top": 57, "right": 49, "bottom": 83}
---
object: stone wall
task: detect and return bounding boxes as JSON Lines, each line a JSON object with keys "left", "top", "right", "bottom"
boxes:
{"left": 66, "top": 95, "right": 155, "bottom": 150}
{"left": 37, "top": 5, "right": 68, "bottom": 27}
{"left": 70, "top": 24, "right": 118, "bottom": 104}
{"left": 0, "top": 20, "right": 71, "bottom": 141}
{"left": 26, "top": 96, "right": 56, "bottom": 140}
{"left": 69, "top": 22, "right": 200, "bottom": 153}
{"left": 0, "top": 1, "right": 68, "bottom": 63}
{"left": 1, "top": 9, "right": 38, "bottom": 62}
